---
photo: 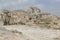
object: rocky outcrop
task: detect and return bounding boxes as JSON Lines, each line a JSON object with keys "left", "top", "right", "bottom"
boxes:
{"left": 8, "top": 10, "right": 29, "bottom": 25}
{"left": 0, "top": 7, "right": 60, "bottom": 29}
{"left": 1, "top": 10, "right": 29, "bottom": 25}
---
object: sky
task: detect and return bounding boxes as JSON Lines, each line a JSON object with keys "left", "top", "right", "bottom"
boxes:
{"left": 0, "top": 0, "right": 60, "bottom": 16}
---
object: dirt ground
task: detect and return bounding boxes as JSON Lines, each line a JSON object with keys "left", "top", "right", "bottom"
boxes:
{"left": 0, "top": 25, "right": 60, "bottom": 40}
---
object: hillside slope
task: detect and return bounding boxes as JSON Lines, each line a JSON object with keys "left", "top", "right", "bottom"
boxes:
{"left": 0, "top": 25, "right": 60, "bottom": 40}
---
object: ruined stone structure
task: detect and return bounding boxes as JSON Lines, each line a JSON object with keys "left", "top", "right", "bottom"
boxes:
{"left": 1, "top": 9, "right": 11, "bottom": 25}
{"left": 9, "top": 10, "right": 29, "bottom": 25}
{"left": 1, "top": 7, "right": 41, "bottom": 25}
{"left": 26, "top": 7, "right": 41, "bottom": 25}
{"left": 27, "top": 7, "right": 41, "bottom": 15}
{"left": 0, "top": 7, "right": 60, "bottom": 29}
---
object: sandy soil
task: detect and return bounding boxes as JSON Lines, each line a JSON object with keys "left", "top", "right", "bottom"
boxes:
{"left": 0, "top": 25, "right": 60, "bottom": 40}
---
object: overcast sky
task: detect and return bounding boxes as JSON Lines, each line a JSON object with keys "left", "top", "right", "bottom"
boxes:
{"left": 0, "top": 0, "right": 60, "bottom": 16}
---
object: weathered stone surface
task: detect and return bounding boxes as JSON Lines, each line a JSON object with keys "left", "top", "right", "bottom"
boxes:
{"left": 8, "top": 10, "right": 29, "bottom": 25}
{"left": 0, "top": 7, "right": 60, "bottom": 29}
{"left": 27, "top": 7, "right": 41, "bottom": 15}
{"left": 1, "top": 10, "right": 29, "bottom": 25}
